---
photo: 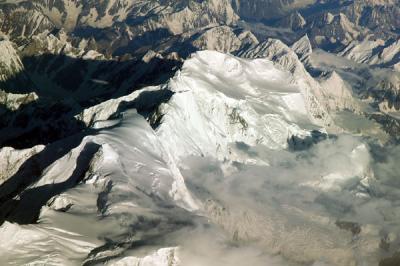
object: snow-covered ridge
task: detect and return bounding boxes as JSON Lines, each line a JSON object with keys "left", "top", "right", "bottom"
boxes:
{"left": 76, "top": 86, "right": 163, "bottom": 127}
{"left": 77, "top": 50, "right": 323, "bottom": 162}
{"left": 238, "top": 38, "right": 335, "bottom": 128}
{"left": 75, "top": 46, "right": 365, "bottom": 163}
{"left": 157, "top": 50, "right": 315, "bottom": 161}
{"left": 0, "top": 1, "right": 399, "bottom": 264}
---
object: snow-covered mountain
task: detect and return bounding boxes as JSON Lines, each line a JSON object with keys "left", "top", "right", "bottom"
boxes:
{"left": 1, "top": 1, "right": 400, "bottom": 265}
{"left": 0, "top": 50, "right": 395, "bottom": 266}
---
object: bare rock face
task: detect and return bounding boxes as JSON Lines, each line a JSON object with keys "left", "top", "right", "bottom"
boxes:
{"left": 0, "top": 40, "right": 25, "bottom": 82}
{"left": 1, "top": 0, "right": 398, "bottom": 60}
{"left": 233, "top": 0, "right": 317, "bottom": 20}
{"left": 1, "top": 0, "right": 240, "bottom": 56}
{"left": 319, "top": 71, "right": 361, "bottom": 113}
{"left": 291, "top": 34, "right": 313, "bottom": 61}
{"left": 190, "top": 26, "right": 258, "bottom": 53}
{"left": 0, "top": 145, "right": 45, "bottom": 186}
{"left": 307, "top": 12, "right": 362, "bottom": 50}
{"left": 342, "top": 0, "right": 400, "bottom": 35}
{"left": 277, "top": 11, "right": 307, "bottom": 31}
{"left": 0, "top": 39, "right": 33, "bottom": 93}
{"left": 0, "top": 91, "right": 38, "bottom": 112}
{"left": 30, "top": 0, "right": 239, "bottom": 33}
{"left": 0, "top": 1, "right": 55, "bottom": 41}
{"left": 340, "top": 38, "right": 400, "bottom": 68}
{"left": 370, "top": 72, "right": 400, "bottom": 112}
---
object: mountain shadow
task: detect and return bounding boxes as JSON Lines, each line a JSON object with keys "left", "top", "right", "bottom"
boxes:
{"left": 0, "top": 49, "right": 181, "bottom": 224}
{"left": 0, "top": 138, "right": 100, "bottom": 224}
{"left": 0, "top": 52, "right": 182, "bottom": 149}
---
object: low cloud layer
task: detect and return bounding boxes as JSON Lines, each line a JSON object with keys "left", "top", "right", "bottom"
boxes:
{"left": 173, "top": 135, "right": 400, "bottom": 266}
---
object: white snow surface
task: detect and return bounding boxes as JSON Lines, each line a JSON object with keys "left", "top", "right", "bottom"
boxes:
{"left": 77, "top": 50, "right": 316, "bottom": 161}
{"left": 238, "top": 39, "right": 335, "bottom": 128}
{"left": 158, "top": 51, "right": 312, "bottom": 161}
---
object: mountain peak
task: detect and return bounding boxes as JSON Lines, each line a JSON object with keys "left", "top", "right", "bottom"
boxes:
{"left": 0, "top": 40, "right": 27, "bottom": 89}
{"left": 291, "top": 34, "right": 313, "bottom": 61}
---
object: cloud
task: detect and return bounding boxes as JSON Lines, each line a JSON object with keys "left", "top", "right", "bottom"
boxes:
{"left": 174, "top": 134, "right": 400, "bottom": 265}
{"left": 172, "top": 224, "right": 298, "bottom": 266}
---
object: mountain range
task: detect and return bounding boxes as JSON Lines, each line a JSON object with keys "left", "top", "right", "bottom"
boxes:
{"left": 0, "top": 1, "right": 400, "bottom": 265}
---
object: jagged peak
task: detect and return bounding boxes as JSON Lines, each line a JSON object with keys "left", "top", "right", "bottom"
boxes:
{"left": 323, "top": 70, "right": 343, "bottom": 82}
{"left": 339, "top": 37, "right": 400, "bottom": 66}
{"left": 237, "top": 30, "right": 259, "bottom": 44}
{"left": 21, "top": 29, "right": 84, "bottom": 57}
{"left": 287, "top": 11, "right": 307, "bottom": 30}
{"left": 0, "top": 40, "right": 25, "bottom": 81}
{"left": 238, "top": 38, "right": 313, "bottom": 82}
{"left": 190, "top": 26, "right": 259, "bottom": 54}
{"left": 238, "top": 38, "right": 296, "bottom": 60}
{"left": 319, "top": 71, "right": 360, "bottom": 113}
{"left": 380, "top": 39, "right": 400, "bottom": 62}
{"left": 291, "top": 34, "right": 313, "bottom": 61}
